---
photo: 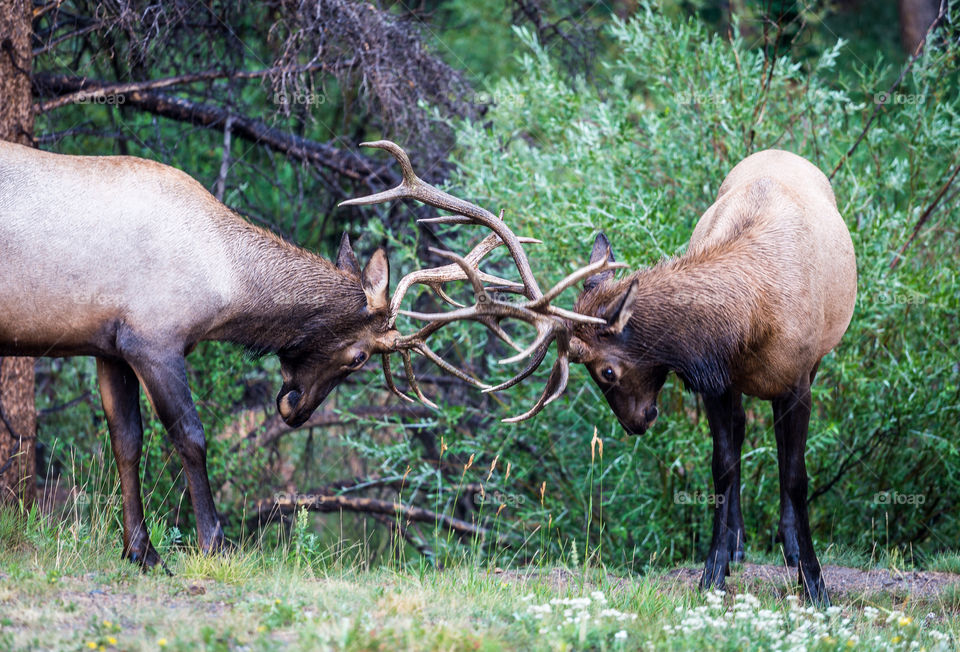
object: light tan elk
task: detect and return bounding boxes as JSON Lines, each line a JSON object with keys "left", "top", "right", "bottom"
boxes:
{"left": 356, "top": 145, "right": 857, "bottom": 606}
{"left": 566, "top": 151, "right": 856, "bottom": 607}
{"left": 0, "top": 139, "right": 614, "bottom": 569}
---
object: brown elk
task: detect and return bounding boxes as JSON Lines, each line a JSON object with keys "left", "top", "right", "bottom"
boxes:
{"left": 0, "top": 139, "right": 611, "bottom": 569}
{"left": 488, "top": 149, "right": 856, "bottom": 606}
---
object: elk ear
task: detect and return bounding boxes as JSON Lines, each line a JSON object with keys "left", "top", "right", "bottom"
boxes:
{"left": 605, "top": 279, "right": 638, "bottom": 334}
{"left": 584, "top": 232, "right": 616, "bottom": 291}
{"left": 362, "top": 247, "right": 390, "bottom": 312}
{"left": 336, "top": 232, "right": 362, "bottom": 278}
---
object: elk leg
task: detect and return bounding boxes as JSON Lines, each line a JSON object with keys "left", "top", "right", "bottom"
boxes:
{"left": 772, "top": 380, "right": 829, "bottom": 607}
{"left": 699, "top": 388, "right": 746, "bottom": 591}
{"left": 127, "top": 350, "right": 225, "bottom": 554}
{"left": 774, "top": 359, "right": 822, "bottom": 566}
{"left": 774, "top": 431, "right": 800, "bottom": 567}
{"left": 96, "top": 357, "right": 164, "bottom": 570}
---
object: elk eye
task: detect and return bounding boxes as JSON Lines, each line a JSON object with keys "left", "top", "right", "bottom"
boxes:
{"left": 350, "top": 352, "right": 368, "bottom": 368}
{"left": 602, "top": 367, "right": 616, "bottom": 382}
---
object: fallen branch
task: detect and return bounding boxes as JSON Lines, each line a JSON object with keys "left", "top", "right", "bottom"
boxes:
{"left": 248, "top": 493, "right": 488, "bottom": 540}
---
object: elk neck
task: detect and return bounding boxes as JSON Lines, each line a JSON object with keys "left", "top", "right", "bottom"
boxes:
{"left": 581, "top": 240, "right": 768, "bottom": 396}
{"left": 205, "top": 218, "right": 369, "bottom": 355}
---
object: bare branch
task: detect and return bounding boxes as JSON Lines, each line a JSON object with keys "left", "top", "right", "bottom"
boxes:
{"left": 34, "top": 64, "right": 323, "bottom": 113}
{"left": 32, "top": 73, "right": 389, "bottom": 183}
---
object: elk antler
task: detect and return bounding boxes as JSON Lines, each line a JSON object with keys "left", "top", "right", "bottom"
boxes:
{"left": 339, "top": 141, "right": 624, "bottom": 419}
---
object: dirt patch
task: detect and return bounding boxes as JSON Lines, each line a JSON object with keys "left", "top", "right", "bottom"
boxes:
{"left": 493, "top": 564, "right": 960, "bottom": 603}
{"left": 662, "top": 563, "right": 960, "bottom": 602}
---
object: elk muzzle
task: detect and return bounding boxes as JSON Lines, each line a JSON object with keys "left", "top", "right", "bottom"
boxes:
{"left": 277, "top": 386, "right": 304, "bottom": 425}
{"left": 610, "top": 398, "right": 659, "bottom": 436}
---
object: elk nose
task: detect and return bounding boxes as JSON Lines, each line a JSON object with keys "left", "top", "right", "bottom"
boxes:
{"left": 644, "top": 405, "right": 658, "bottom": 425}
{"left": 277, "top": 388, "right": 302, "bottom": 421}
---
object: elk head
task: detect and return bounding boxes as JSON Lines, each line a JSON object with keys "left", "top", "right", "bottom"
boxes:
{"left": 568, "top": 233, "right": 664, "bottom": 435}
{"left": 276, "top": 234, "right": 399, "bottom": 427}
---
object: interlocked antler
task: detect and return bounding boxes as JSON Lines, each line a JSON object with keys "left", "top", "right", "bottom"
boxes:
{"left": 339, "top": 141, "right": 623, "bottom": 419}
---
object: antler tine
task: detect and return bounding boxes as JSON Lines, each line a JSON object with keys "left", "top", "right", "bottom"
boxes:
{"left": 526, "top": 258, "right": 627, "bottom": 311}
{"left": 381, "top": 353, "right": 415, "bottom": 404}
{"left": 387, "top": 232, "right": 534, "bottom": 326}
{"left": 498, "top": 321, "right": 558, "bottom": 366}
{"left": 400, "top": 349, "right": 438, "bottom": 409}
{"left": 429, "top": 247, "right": 488, "bottom": 301}
{"left": 482, "top": 341, "right": 551, "bottom": 393}
{"left": 501, "top": 352, "right": 570, "bottom": 423}
{"left": 415, "top": 342, "right": 491, "bottom": 390}
{"left": 340, "top": 141, "right": 543, "bottom": 300}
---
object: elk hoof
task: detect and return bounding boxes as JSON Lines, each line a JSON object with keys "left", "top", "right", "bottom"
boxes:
{"left": 126, "top": 545, "right": 170, "bottom": 575}
{"left": 699, "top": 553, "right": 730, "bottom": 591}
{"left": 801, "top": 574, "right": 830, "bottom": 608}
{"left": 727, "top": 531, "right": 745, "bottom": 563}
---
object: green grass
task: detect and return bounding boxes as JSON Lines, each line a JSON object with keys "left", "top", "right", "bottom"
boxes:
{"left": 2, "top": 503, "right": 960, "bottom": 651}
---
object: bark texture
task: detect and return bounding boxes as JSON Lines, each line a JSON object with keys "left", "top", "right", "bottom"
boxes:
{"left": 0, "top": 0, "right": 37, "bottom": 507}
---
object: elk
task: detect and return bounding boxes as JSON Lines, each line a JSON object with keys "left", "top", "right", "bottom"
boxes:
{"left": 0, "top": 139, "right": 612, "bottom": 569}
{"left": 490, "top": 149, "right": 856, "bottom": 606}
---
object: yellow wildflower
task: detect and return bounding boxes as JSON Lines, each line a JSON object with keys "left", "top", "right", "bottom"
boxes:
{"left": 157, "top": 638, "right": 168, "bottom": 647}
{"left": 107, "top": 637, "right": 117, "bottom": 645}
{"left": 86, "top": 643, "right": 97, "bottom": 650}
{"left": 898, "top": 616, "right": 913, "bottom": 626}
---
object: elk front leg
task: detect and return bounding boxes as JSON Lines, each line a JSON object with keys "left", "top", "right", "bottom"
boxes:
{"left": 127, "top": 350, "right": 224, "bottom": 554}
{"left": 97, "top": 357, "right": 165, "bottom": 569}
{"left": 772, "top": 380, "right": 829, "bottom": 607}
{"left": 699, "top": 388, "right": 746, "bottom": 591}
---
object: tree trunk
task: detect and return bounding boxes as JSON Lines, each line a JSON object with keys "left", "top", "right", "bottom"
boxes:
{"left": 0, "top": 0, "right": 37, "bottom": 507}
{"left": 899, "top": 0, "right": 941, "bottom": 54}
